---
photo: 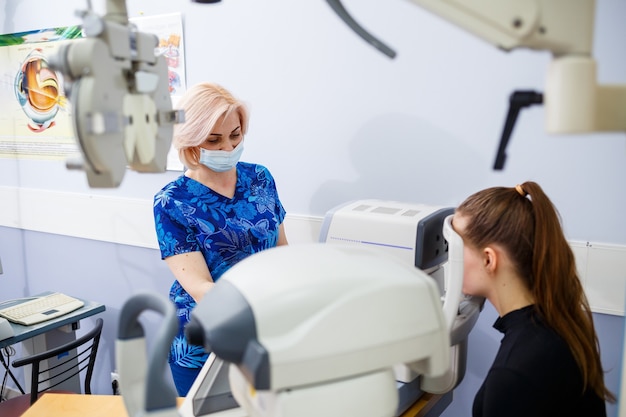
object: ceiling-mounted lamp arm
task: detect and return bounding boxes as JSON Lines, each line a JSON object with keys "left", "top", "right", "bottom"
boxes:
{"left": 325, "top": 0, "right": 397, "bottom": 59}
{"left": 493, "top": 90, "right": 543, "bottom": 170}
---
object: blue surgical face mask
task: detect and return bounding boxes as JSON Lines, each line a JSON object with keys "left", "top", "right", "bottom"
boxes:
{"left": 199, "top": 142, "right": 244, "bottom": 172}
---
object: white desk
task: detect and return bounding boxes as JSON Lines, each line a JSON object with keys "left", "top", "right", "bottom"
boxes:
{"left": 0, "top": 294, "right": 105, "bottom": 394}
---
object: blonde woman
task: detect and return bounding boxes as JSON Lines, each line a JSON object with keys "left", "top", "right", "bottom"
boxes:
{"left": 153, "top": 82, "right": 288, "bottom": 395}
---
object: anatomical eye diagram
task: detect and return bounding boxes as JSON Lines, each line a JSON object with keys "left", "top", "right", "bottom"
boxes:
{"left": 14, "top": 48, "right": 68, "bottom": 132}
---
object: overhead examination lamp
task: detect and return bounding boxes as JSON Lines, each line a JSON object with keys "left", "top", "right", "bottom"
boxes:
{"left": 326, "top": 0, "right": 626, "bottom": 170}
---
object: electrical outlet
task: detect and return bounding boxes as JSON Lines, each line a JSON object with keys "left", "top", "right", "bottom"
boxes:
{"left": 111, "top": 371, "right": 120, "bottom": 395}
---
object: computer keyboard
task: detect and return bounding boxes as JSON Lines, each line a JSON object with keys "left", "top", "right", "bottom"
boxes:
{"left": 0, "top": 293, "right": 85, "bottom": 326}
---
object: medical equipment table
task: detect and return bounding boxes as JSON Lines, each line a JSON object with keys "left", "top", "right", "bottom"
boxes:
{"left": 0, "top": 295, "right": 105, "bottom": 350}
{"left": 0, "top": 294, "right": 105, "bottom": 394}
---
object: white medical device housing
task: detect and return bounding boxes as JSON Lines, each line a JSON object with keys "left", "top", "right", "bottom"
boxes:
{"left": 319, "top": 199, "right": 454, "bottom": 274}
{"left": 320, "top": 200, "right": 482, "bottom": 407}
{"left": 186, "top": 243, "right": 450, "bottom": 417}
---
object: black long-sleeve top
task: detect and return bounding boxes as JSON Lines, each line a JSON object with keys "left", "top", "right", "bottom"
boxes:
{"left": 473, "top": 305, "right": 607, "bottom": 417}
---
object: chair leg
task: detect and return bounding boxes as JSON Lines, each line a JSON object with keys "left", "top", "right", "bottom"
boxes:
{"left": 0, "top": 353, "right": 25, "bottom": 395}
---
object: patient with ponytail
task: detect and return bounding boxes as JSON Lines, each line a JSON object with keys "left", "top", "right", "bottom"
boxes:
{"left": 453, "top": 181, "right": 614, "bottom": 417}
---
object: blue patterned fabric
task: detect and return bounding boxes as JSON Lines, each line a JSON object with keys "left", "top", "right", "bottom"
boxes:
{"left": 153, "top": 162, "right": 286, "bottom": 369}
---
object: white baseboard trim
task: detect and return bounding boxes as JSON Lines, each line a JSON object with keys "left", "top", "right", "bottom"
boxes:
{"left": 0, "top": 186, "right": 623, "bottom": 316}
{"left": 0, "top": 186, "right": 324, "bottom": 249}
{"left": 0, "top": 186, "right": 158, "bottom": 249}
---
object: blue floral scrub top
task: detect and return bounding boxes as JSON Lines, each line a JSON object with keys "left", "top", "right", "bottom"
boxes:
{"left": 153, "top": 162, "right": 286, "bottom": 369}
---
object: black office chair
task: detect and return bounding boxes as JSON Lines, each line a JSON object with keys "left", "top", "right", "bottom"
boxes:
{"left": 0, "top": 317, "right": 103, "bottom": 416}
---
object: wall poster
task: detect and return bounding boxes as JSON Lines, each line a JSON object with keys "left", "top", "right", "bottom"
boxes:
{"left": 130, "top": 12, "right": 187, "bottom": 97}
{"left": 0, "top": 26, "right": 82, "bottom": 160}
{"left": 130, "top": 12, "right": 186, "bottom": 171}
{"left": 0, "top": 13, "right": 185, "bottom": 170}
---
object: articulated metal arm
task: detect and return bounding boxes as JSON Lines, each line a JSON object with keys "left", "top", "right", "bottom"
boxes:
{"left": 327, "top": 0, "right": 625, "bottom": 169}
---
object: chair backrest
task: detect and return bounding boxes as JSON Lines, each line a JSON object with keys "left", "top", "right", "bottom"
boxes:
{"left": 12, "top": 317, "right": 104, "bottom": 405}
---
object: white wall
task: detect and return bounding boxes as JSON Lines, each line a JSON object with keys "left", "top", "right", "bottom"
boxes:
{"left": 1, "top": 1, "right": 624, "bottom": 416}
{"left": 2, "top": 0, "right": 626, "bottom": 240}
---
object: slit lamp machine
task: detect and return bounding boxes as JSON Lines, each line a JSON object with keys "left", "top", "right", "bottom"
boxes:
{"left": 116, "top": 202, "right": 484, "bottom": 417}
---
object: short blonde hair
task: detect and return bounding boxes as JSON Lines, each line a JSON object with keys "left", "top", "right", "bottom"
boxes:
{"left": 174, "top": 82, "right": 249, "bottom": 168}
